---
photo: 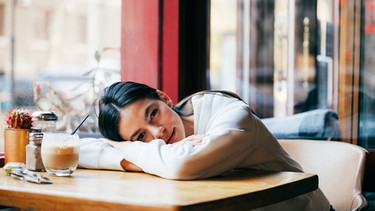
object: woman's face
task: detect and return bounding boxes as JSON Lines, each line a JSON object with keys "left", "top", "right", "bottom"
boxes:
{"left": 118, "top": 96, "right": 186, "bottom": 144}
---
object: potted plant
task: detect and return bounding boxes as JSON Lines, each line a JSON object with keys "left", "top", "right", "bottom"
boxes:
{"left": 4, "top": 109, "right": 33, "bottom": 164}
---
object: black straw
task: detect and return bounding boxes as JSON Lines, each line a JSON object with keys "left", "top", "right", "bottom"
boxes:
{"left": 71, "top": 115, "right": 90, "bottom": 135}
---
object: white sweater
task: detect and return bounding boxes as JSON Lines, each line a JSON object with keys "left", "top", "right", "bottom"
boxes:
{"left": 79, "top": 92, "right": 331, "bottom": 210}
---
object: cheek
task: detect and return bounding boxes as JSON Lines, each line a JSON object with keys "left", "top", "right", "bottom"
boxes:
{"left": 118, "top": 116, "right": 138, "bottom": 141}
{"left": 144, "top": 134, "right": 157, "bottom": 143}
{"left": 176, "top": 132, "right": 185, "bottom": 142}
{"left": 118, "top": 124, "right": 130, "bottom": 141}
{"left": 163, "top": 112, "right": 184, "bottom": 137}
{"left": 175, "top": 117, "right": 186, "bottom": 140}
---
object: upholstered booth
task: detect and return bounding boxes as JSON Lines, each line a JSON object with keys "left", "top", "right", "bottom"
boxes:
{"left": 262, "top": 109, "right": 340, "bottom": 140}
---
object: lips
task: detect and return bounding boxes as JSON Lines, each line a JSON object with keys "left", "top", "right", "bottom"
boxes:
{"left": 166, "top": 128, "right": 175, "bottom": 144}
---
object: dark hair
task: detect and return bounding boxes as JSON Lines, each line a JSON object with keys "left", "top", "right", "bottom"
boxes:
{"left": 98, "top": 81, "right": 161, "bottom": 141}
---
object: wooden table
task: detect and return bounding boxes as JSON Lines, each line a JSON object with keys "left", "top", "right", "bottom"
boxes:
{"left": 0, "top": 168, "right": 318, "bottom": 211}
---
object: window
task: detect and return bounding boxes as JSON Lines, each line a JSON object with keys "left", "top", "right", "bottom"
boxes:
{"left": 359, "top": 0, "right": 375, "bottom": 148}
{"left": 210, "top": 0, "right": 375, "bottom": 193}
{"left": 210, "top": 0, "right": 375, "bottom": 146}
{"left": 0, "top": 0, "right": 121, "bottom": 136}
{"left": 210, "top": 0, "right": 338, "bottom": 118}
{"left": 32, "top": 9, "right": 49, "bottom": 40}
{"left": 0, "top": 3, "right": 4, "bottom": 36}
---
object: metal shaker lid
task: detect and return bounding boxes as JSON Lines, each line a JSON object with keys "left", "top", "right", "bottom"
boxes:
{"left": 32, "top": 111, "right": 58, "bottom": 121}
{"left": 29, "top": 128, "right": 44, "bottom": 143}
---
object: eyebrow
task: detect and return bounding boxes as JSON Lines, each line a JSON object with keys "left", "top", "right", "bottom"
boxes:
{"left": 128, "top": 102, "right": 155, "bottom": 141}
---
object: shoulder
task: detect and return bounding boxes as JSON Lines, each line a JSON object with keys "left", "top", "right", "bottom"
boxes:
{"left": 193, "top": 91, "right": 251, "bottom": 122}
{"left": 178, "top": 90, "right": 243, "bottom": 105}
{"left": 174, "top": 90, "right": 253, "bottom": 118}
{"left": 193, "top": 91, "right": 247, "bottom": 108}
{"left": 194, "top": 90, "right": 243, "bottom": 100}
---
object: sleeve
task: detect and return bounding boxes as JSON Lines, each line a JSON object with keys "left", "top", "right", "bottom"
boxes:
{"left": 78, "top": 138, "right": 125, "bottom": 171}
{"left": 122, "top": 139, "right": 197, "bottom": 179}
{"left": 122, "top": 103, "right": 255, "bottom": 180}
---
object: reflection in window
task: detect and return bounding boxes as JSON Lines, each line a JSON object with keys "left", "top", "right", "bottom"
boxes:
{"left": 0, "top": 4, "right": 4, "bottom": 36}
{"left": 32, "top": 10, "right": 50, "bottom": 40}
{"left": 210, "top": 0, "right": 337, "bottom": 119}
{"left": 359, "top": 0, "right": 375, "bottom": 148}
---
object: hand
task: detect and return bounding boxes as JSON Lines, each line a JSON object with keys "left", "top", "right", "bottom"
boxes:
{"left": 120, "top": 159, "right": 143, "bottom": 172}
{"left": 175, "top": 134, "right": 206, "bottom": 146}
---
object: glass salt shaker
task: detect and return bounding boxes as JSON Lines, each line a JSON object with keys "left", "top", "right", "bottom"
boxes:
{"left": 32, "top": 111, "right": 58, "bottom": 132}
{"left": 26, "top": 129, "right": 45, "bottom": 171}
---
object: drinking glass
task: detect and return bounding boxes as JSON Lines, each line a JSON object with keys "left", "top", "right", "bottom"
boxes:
{"left": 41, "top": 133, "right": 80, "bottom": 176}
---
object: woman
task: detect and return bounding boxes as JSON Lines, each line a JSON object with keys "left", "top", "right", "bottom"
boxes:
{"left": 79, "top": 81, "right": 332, "bottom": 210}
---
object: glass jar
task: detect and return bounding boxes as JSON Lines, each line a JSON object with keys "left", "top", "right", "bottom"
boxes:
{"left": 32, "top": 111, "right": 58, "bottom": 132}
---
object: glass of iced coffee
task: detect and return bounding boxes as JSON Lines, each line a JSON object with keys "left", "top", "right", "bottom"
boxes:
{"left": 41, "top": 133, "right": 80, "bottom": 176}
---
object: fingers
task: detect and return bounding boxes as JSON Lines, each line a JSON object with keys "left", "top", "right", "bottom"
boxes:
{"left": 177, "top": 134, "right": 207, "bottom": 146}
{"left": 190, "top": 139, "right": 203, "bottom": 147}
{"left": 185, "top": 134, "right": 206, "bottom": 141}
{"left": 120, "top": 159, "right": 143, "bottom": 172}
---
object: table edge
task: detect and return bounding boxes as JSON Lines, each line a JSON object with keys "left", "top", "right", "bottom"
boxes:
{"left": 179, "top": 174, "right": 319, "bottom": 210}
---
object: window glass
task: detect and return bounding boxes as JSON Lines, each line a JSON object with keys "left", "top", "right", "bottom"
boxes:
{"left": 210, "top": 0, "right": 237, "bottom": 92}
{"left": 210, "top": 0, "right": 345, "bottom": 142}
{"left": 0, "top": 0, "right": 121, "bottom": 137}
{"left": 210, "top": 0, "right": 337, "bottom": 119}
{"left": 359, "top": 0, "right": 375, "bottom": 148}
{"left": 0, "top": 3, "right": 4, "bottom": 35}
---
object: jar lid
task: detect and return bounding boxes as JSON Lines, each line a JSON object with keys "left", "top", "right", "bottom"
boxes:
{"left": 32, "top": 111, "right": 58, "bottom": 121}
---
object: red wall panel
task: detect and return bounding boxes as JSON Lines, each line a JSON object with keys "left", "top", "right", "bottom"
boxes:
{"left": 121, "top": 0, "right": 160, "bottom": 88}
{"left": 121, "top": 0, "right": 179, "bottom": 102}
{"left": 161, "top": 0, "right": 179, "bottom": 102}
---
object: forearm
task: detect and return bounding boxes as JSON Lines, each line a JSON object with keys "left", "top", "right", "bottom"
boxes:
{"left": 78, "top": 138, "right": 125, "bottom": 171}
{"left": 121, "top": 139, "right": 196, "bottom": 179}
{"left": 113, "top": 137, "right": 204, "bottom": 175}
{"left": 119, "top": 132, "right": 244, "bottom": 180}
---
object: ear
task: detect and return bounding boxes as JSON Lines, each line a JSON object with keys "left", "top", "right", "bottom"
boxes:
{"left": 157, "top": 90, "right": 173, "bottom": 107}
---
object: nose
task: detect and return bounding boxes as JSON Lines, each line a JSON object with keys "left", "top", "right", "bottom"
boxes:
{"left": 149, "top": 125, "right": 165, "bottom": 140}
